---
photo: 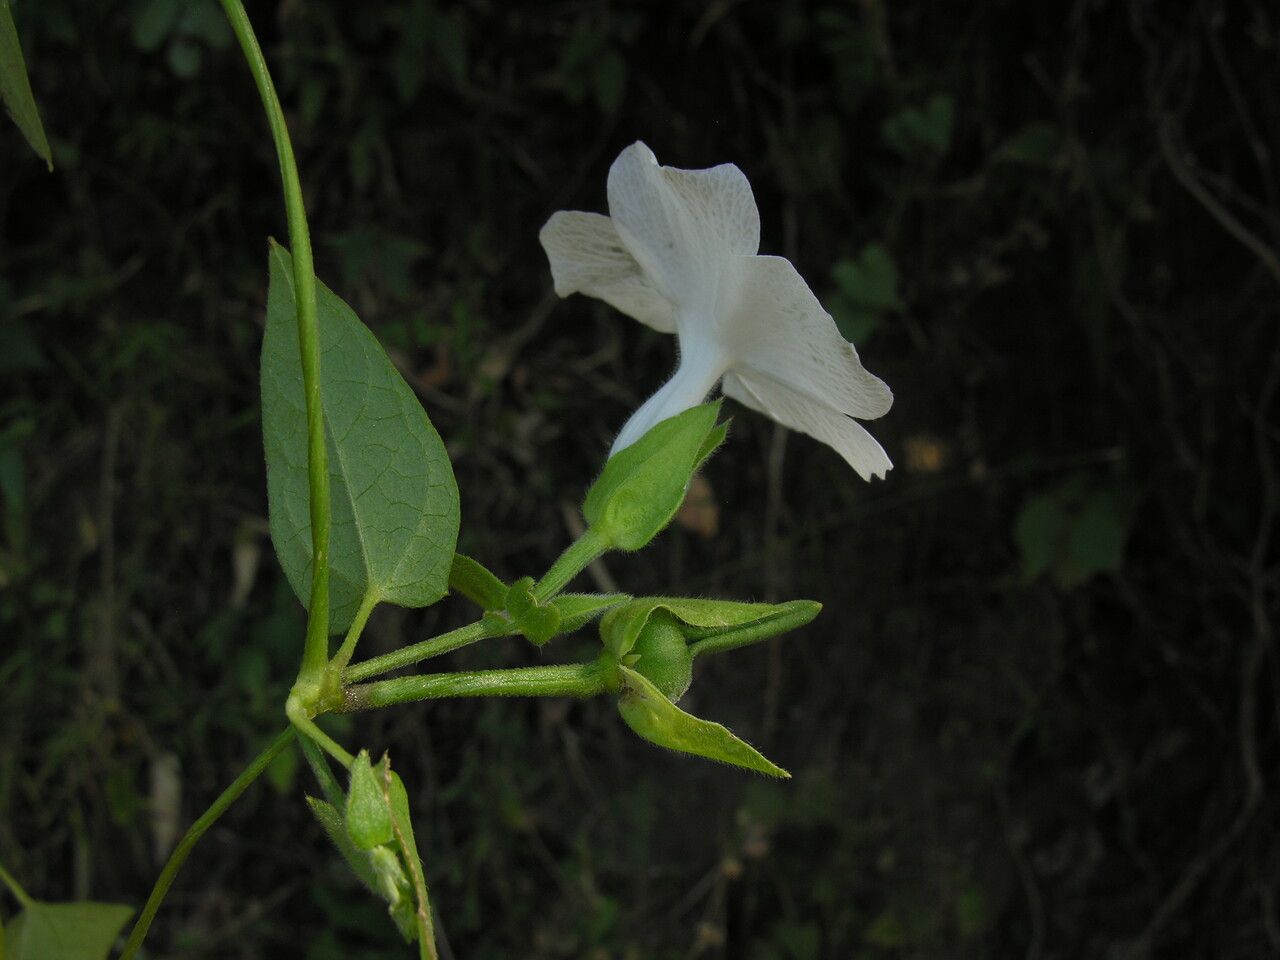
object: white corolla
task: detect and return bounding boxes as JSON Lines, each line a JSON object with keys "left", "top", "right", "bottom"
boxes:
{"left": 539, "top": 142, "right": 894, "bottom": 481}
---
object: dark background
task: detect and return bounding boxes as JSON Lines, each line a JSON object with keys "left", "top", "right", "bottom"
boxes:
{"left": 3, "top": 1, "right": 1279, "bottom": 957}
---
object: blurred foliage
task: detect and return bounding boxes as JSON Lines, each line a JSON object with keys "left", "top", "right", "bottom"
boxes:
{"left": 2, "top": 0, "right": 1279, "bottom": 957}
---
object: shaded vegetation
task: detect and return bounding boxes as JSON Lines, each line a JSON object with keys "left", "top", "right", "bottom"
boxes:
{"left": 2, "top": 0, "right": 1279, "bottom": 957}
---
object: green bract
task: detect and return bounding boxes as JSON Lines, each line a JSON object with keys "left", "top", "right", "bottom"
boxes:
{"left": 456, "top": 552, "right": 628, "bottom": 646}
{"left": 617, "top": 666, "right": 788, "bottom": 778}
{"left": 552, "top": 593, "right": 630, "bottom": 634}
{"left": 582, "top": 401, "right": 726, "bottom": 551}
{"left": 449, "top": 553, "right": 508, "bottom": 609}
{"left": 601, "top": 596, "right": 821, "bottom": 703}
{"left": 262, "top": 244, "right": 460, "bottom": 633}
{"left": 601, "top": 596, "right": 822, "bottom": 662}
{"left": 309, "top": 752, "right": 432, "bottom": 945}
{"left": 504, "top": 576, "right": 561, "bottom": 646}
{"left": 345, "top": 750, "right": 395, "bottom": 850}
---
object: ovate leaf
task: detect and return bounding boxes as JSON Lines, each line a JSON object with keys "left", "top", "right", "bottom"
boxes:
{"left": 617, "top": 666, "right": 789, "bottom": 778}
{"left": 262, "top": 244, "right": 460, "bottom": 633}
{"left": 6, "top": 901, "right": 133, "bottom": 960}
{"left": 0, "top": 0, "right": 52, "bottom": 169}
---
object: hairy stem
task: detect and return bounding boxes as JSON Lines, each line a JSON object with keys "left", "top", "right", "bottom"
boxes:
{"left": 331, "top": 589, "right": 380, "bottom": 673}
{"left": 343, "top": 662, "right": 608, "bottom": 712}
{"left": 344, "top": 620, "right": 503, "bottom": 683}
{"left": 532, "top": 527, "right": 609, "bottom": 602}
{"left": 220, "top": 0, "right": 331, "bottom": 683}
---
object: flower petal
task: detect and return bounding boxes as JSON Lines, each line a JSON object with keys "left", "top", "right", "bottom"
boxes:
{"left": 539, "top": 210, "right": 678, "bottom": 333}
{"left": 730, "top": 255, "right": 893, "bottom": 421}
{"left": 723, "top": 368, "right": 893, "bottom": 481}
{"left": 606, "top": 142, "right": 760, "bottom": 309}
{"left": 611, "top": 341, "right": 730, "bottom": 454}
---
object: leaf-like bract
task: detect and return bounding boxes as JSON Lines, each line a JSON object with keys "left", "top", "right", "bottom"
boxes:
{"left": 617, "top": 666, "right": 789, "bottom": 778}
{"left": 345, "top": 750, "right": 395, "bottom": 850}
{"left": 262, "top": 244, "right": 460, "bottom": 632}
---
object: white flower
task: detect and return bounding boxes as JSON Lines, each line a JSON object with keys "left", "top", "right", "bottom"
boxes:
{"left": 539, "top": 142, "right": 894, "bottom": 481}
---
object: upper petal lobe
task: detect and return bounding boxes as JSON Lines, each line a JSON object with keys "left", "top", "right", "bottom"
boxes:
{"left": 539, "top": 210, "right": 677, "bottom": 333}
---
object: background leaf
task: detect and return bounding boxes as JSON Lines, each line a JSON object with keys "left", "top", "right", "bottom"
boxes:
{"left": 1014, "top": 475, "right": 1136, "bottom": 587}
{"left": 262, "top": 245, "right": 460, "bottom": 633}
{"left": 0, "top": 0, "right": 51, "bottom": 169}
{"left": 829, "top": 241, "right": 903, "bottom": 343}
{"left": 5, "top": 901, "right": 133, "bottom": 960}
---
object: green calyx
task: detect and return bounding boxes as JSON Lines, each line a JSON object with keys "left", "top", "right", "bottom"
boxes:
{"left": 583, "top": 401, "right": 728, "bottom": 552}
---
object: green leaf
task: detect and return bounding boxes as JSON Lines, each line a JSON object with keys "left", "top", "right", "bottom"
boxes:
{"left": 131, "top": 0, "right": 181, "bottom": 51}
{"left": 1014, "top": 476, "right": 1136, "bottom": 587}
{"left": 1063, "top": 487, "right": 1136, "bottom": 585}
{"left": 5, "top": 901, "right": 133, "bottom": 960}
{"left": 165, "top": 37, "right": 202, "bottom": 79}
{"left": 995, "top": 122, "right": 1063, "bottom": 167}
{"left": 0, "top": 0, "right": 52, "bottom": 170}
{"left": 592, "top": 48, "right": 626, "bottom": 115}
{"left": 882, "top": 92, "right": 954, "bottom": 157}
{"left": 504, "top": 576, "right": 561, "bottom": 646}
{"left": 262, "top": 244, "right": 460, "bottom": 633}
{"left": 346, "top": 750, "right": 395, "bottom": 850}
{"left": 449, "top": 553, "right": 507, "bottom": 609}
{"left": 616, "top": 666, "right": 789, "bottom": 778}
{"left": 772, "top": 921, "right": 821, "bottom": 960}
{"left": 583, "top": 402, "right": 724, "bottom": 551}
{"left": 1013, "top": 492, "right": 1065, "bottom": 582}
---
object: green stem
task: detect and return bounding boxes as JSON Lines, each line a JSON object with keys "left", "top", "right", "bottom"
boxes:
{"left": 299, "top": 735, "right": 344, "bottom": 808}
{"left": 287, "top": 696, "right": 354, "bottom": 769}
{"left": 0, "top": 859, "right": 34, "bottom": 909}
{"left": 331, "top": 589, "right": 380, "bottom": 673}
{"left": 532, "top": 527, "right": 609, "bottom": 603}
{"left": 343, "top": 662, "right": 607, "bottom": 712}
{"left": 688, "top": 600, "right": 822, "bottom": 659}
{"left": 220, "top": 0, "right": 330, "bottom": 683}
{"left": 119, "top": 728, "right": 296, "bottom": 960}
{"left": 344, "top": 620, "right": 503, "bottom": 683}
